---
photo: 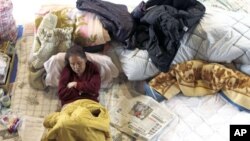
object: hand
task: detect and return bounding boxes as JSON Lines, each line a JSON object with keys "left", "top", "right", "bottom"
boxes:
{"left": 67, "top": 82, "right": 77, "bottom": 88}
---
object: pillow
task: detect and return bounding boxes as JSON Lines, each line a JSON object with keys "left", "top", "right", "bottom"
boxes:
{"left": 0, "top": 0, "right": 17, "bottom": 43}
{"left": 34, "top": 6, "right": 110, "bottom": 47}
{"left": 44, "top": 52, "right": 119, "bottom": 89}
{"left": 74, "top": 10, "right": 111, "bottom": 46}
{"left": 114, "top": 43, "right": 159, "bottom": 81}
{"left": 35, "top": 6, "right": 75, "bottom": 31}
{"left": 31, "top": 12, "right": 73, "bottom": 69}
{"left": 32, "top": 12, "right": 58, "bottom": 56}
{"left": 32, "top": 27, "right": 73, "bottom": 69}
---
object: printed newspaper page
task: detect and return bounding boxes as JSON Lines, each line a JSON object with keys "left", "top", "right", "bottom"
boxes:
{"left": 109, "top": 95, "right": 175, "bottom": 140}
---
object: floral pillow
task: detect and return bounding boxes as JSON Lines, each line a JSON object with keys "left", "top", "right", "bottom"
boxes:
{"left": 34, "top": 6, "right": 110, "bottom": 47}
{"left": 32, "top": 27, "right": 73, "bottom": 69}
{"left": 35, "top": 7, "right": 75, "bottom": 32}
{"left": 74, "top": 10, "right": 111, "bottom": 46}
{"left": 32, "top": 12, "right": 73, "bottom": 69}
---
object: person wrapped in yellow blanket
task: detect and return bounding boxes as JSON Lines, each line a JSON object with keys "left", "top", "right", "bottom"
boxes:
{"left": 42, "top": 99, "right": 111, "bottom": 141}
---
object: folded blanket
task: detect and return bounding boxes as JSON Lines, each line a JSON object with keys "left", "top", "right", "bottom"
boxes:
{"left": 149, "top": 60, "right": 250, "bottom": 111}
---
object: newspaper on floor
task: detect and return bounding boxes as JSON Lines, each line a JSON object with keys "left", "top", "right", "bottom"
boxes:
{"left": 17, "top": 116, "right": 45, "bottom": 141}
{"left": 109, "top": 95, "right": 176, "bottom": 141}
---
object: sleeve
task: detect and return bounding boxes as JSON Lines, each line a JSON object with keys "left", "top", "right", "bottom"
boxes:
{"left": 75, "top": 63, "right": 101, "bottom": 96}
{"left": 58, "top": 66, "right": 80, "bottom": 101}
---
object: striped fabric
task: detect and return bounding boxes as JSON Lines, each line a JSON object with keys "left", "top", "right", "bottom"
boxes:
{"left": 0, "top": 0, "right": 17, "bottom": 44}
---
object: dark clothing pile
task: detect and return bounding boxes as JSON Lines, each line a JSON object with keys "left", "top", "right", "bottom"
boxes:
{"left": 76, "top": 0, "right": 134, "bottom": 42}
{"left": 128, "top": 0, "right": 206, "bottom": 72}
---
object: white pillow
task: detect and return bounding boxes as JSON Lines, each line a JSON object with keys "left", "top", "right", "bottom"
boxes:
{"left": 44, "top": 52, "right": 119, "bottom": 88}
{"left": 115, "top": 45, "right": 159, "bottom": 81}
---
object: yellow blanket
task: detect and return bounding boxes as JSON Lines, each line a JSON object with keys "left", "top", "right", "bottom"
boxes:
{"left": 149, "top": 60, "right": 250, "bottom": 110}
{"left": 42, "top": 99, "right": 111, "bottom": 141}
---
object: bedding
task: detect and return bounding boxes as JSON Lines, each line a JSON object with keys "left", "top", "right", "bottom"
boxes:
{"left": 199, "top": 0, "right": 250, "bottom": 13}
{"left": 30, "top": 12, "right": 73, "bottom": 69}
{"left": 172, "top": 7, "right": 250, "bottom": 75}
{"left": 149, "top": 60, "right": 250, "bottom": 111}
{"left": 10, "top": 1, "right": 250, "bottom": 141}
{"left": 74, "top": 10, "right": 111, "bottom": 46}
{"left": 42, "top": 99, "right": 111, "bottom": 141}
{"left": 113, "top": 42, "right": 159, "bottom": 81}
{"left": 34, "top": 5, "right": 111, "bottom": 47}
{"left": 99, "top": 74, "right": 250, "bottom": 141}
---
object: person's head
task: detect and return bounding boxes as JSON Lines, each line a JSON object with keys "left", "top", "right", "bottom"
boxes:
{"left": 65, "top": 45, "right": 87, "bottom": 76}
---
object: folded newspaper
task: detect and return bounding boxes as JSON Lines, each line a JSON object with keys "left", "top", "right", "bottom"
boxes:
{"left": 109, "top": 95, "right": 176, "bottom": 140}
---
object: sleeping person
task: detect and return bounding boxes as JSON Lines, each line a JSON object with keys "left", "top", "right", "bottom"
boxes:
{"left": 58, "top": 44, "right": 101, "bottom": 107}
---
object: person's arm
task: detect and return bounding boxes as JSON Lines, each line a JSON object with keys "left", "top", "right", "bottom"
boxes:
{"left": 58, "top": 67, "right": 80, "bottom": 101}
{"left": 75, "top": 63, "right": 101, "bottom": 96}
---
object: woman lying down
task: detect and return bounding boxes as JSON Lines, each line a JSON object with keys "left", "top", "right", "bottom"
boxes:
{"left": 41, "top": 45, "right": 111, "bottom": 141}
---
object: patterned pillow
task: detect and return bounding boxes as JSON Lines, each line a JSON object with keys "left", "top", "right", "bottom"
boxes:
{"left": 0, "top": 0, "right": 17, "bottom": 44}
{"left": 34, "top": 6, "right": 110, "bottom": 47}
{"left": 33, "top": 13, "right": 58, "bottom": 54}
{"left": 32, "top": 27, "right": 73, "bottom": 69}
{"left": 35, "top": 6, "right": 75, "bottom": 30}
{"left": 31, "top": 12, "right": 73, "bottom": 69}
{"left": 74, "top": 10, "right": 111, "bottom": 46}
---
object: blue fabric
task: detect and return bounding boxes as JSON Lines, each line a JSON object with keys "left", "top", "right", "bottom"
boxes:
{"left": 17, "top": 25, "right": 23, "bottom": 39}
{"left": 144, "top": 83, "right": 166, "bottom": 102}
{"left": 220, "top": 92, "right": 250, "bottom": 113}
{"left": 10, "top": 54, "right": 18, "bottom": 83}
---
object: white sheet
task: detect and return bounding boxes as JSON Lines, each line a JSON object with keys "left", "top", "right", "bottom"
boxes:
{"left": 157, "top": 94, "right": 250, "bottom": 141}
{"left": 100, "top": 77, "right": 250, "bottom": 141}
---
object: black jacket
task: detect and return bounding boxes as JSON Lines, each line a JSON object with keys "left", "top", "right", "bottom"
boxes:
{"left": 128, "top": 0, "right": 205, "bottom": 72}
{"left": 76, "top": 0, "right": 134, "bottom": 42}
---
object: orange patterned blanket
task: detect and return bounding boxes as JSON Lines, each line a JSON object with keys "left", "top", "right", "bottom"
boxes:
{"left": 149, "top": 60, "right": 250, "bottom": 110}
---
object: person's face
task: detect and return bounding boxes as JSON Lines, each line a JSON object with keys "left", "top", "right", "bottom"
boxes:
{"left": 69, "top": 55, "right": 87, "bottom": 76}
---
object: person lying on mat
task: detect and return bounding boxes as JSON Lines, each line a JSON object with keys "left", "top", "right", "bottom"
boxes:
{"left": 58, "top": 45, "right": 101, "bottom": 107}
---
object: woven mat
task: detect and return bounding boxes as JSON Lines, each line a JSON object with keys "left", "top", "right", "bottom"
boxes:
{"left": 10, "top": 34, "right": 60, "bottom": 117}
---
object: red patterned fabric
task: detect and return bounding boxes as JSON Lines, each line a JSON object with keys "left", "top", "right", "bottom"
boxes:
{"left": 0, "top": 0, "right": 17, "bottom": 44}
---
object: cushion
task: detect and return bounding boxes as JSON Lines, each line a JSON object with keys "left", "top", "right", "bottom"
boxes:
{"left": 32, "top": 12, "right": 58, "bottom": 56}
{"left": 0, "top": 0, "right": 17, "bottom": 44}
{"left": 32, "top": 27, "right": 73, "bottom": 69}
{"left": 35, "top": 6, "right": 75, "bottom": 31}
{"left": 34, "top": 6, "right": 110, "bottom": 47}
{"left": 31, "top": 13, "right": 73, "bottom": 69}
{"left": 74, "top": 10, "right": 111, "bottom": 46}
{"left": 114, "top": 42, "right": 159, "bottom": 81}
{"left": 44, "top": 52, "right": 119, "bottom": 89}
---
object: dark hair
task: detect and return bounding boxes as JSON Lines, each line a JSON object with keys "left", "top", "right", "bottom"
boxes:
{"left": 65, "top": 44, "right": 87, "bottom": 66}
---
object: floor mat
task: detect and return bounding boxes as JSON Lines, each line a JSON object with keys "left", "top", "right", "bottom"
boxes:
{"left": 10, "top": 35, "right": 60, "bottom": 117}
